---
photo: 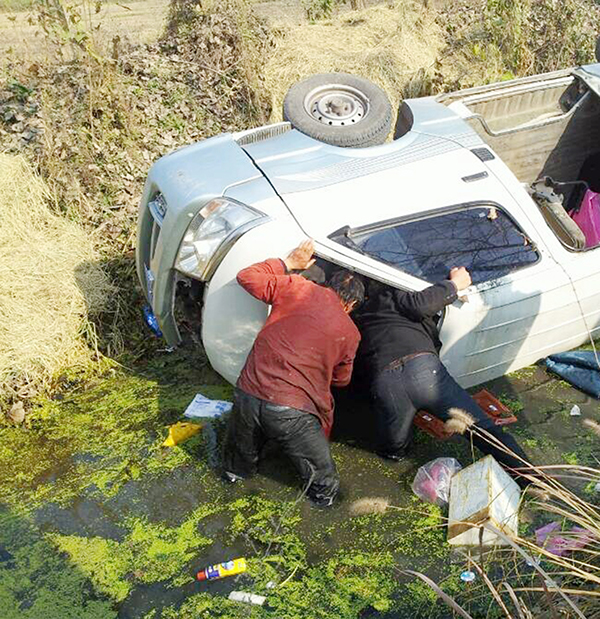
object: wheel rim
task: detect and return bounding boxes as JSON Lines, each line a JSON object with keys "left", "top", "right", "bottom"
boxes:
{"left": 304, "top": 84, "right": 369, "bottom": 127}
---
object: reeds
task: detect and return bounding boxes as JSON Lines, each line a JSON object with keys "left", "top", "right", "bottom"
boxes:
{"left": 407, "top": 415, "right": 600, "bottom": 618}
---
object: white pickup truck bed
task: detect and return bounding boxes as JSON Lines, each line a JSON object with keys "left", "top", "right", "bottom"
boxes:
{"left": 437, "top": 68, "right": 600, "bottom": 184}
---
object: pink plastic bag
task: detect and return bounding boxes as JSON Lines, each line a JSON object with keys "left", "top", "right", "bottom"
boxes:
{"left": 411, "top": 457, "right": 462, "bottom": 506}
{"left": 571, "top": 189, "right": 600, "bottom": 248}
{"left": 535, "top": 520, "right": 595, "bottom": 556}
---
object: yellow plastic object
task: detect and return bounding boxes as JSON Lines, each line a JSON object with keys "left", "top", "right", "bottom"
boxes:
{"left": 163, "top": 421, "right": 202, "bottom": 447}
{"left": 196, "top": 558, "right": 247, "bottom": 581}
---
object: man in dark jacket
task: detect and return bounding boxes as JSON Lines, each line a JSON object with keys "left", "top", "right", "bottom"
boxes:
{"left": 222, "top": 240, "right": 365, "bottom": 507}
{"left": 354, "top": 266, "right": 530, "bottom": 479}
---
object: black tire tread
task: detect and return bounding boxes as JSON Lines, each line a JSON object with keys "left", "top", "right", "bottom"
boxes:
{"left": 283, "top": 73, "right": 392, "bottom": 148}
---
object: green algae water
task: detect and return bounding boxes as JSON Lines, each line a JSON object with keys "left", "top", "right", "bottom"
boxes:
{"left": 1, "top": 350, "right": 598, "bottom": 618}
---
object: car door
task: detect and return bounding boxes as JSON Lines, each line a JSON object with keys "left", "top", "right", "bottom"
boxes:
{"left": 274, "top": 142, "right": 580, "bottom": 387}
{"left": 337, "top": 200, "right": 576, "bottom": 388}
{"left": 310, "top": 181, "right": 577, "bottom": 388}
{"left": 528, "top": 211, "right": 600, "bottom": 362}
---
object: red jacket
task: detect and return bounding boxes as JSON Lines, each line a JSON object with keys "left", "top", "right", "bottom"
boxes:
{"left": 236, "top": 258, "right": 360, "bottom": 438}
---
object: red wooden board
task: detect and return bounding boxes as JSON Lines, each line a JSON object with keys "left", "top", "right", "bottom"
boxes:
{"left": 414, "top": 389, "right": 517, "bottom": 440}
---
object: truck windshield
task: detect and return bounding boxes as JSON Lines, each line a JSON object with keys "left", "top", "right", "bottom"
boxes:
{"left": 340, "top": 204, "right": 539, "bottom": 285}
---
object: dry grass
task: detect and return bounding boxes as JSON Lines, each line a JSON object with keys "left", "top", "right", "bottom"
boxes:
{"left": 410, "top": 421, "right": 600, "bottom": 617}
{"left": 0, "top": 154, "right": 113, "bottom": 399}
{"left": 437, "top": 0, "right": 600, "bottom": 91}
{"left": 263, "top": 0, "right": 443, "bottom": 122}
{"left": 348, "top": 496, "right": 390, "bottom": 516}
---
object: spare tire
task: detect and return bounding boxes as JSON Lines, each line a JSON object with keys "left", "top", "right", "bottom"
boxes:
{"left": 283, "top": 73, "right": 392, "bottom": 148}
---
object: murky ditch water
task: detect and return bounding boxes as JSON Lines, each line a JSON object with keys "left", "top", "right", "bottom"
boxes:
{"left": 2, "top": 355, "right": 599, "bottom": 618}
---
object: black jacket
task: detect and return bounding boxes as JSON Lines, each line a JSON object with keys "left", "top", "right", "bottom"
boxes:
{"left": 353, "top": 280, "right": 458, "bottom": 377}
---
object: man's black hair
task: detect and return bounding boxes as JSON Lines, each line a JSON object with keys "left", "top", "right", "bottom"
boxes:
{"left": 327, "top": 269, "right": 365, "bottom": 310}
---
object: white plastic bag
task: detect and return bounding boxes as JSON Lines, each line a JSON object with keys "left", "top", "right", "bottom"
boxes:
{"left": 183, "top": 393, "right": 232, "bottom": 419}
{"left": 411, "top": 457, "right": 462, "bottom": 506}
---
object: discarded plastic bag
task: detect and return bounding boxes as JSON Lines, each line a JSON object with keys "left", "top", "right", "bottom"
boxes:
{"left": 535, "top": 520, "right": 595, "bottom": 556}
{"left": 163, "top": 421, "right": 202, "bottom": 447}
{"left": 411, "top": 457, "right": 462, "bottom": 506}
{"left": 570, "top": 189, "right": 600, "bottom": 247}
{"left": 184, "top": 393, "right": 233, "bottom": 419}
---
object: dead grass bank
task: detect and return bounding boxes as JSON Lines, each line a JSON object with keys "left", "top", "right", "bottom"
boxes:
{"left": 0, "top": 0, "right": 271, "bottom": 399}
{"left": 0, "top": 154, "right": 112, "bottom": 399}
{"left": 437, "top": 0, "right": 600, "bottom": 90}
{"left": 264, "top": 0, "right": 444, "bottom": 121}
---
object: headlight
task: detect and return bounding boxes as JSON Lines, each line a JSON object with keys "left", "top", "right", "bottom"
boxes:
{"left": 175, "top": 198, "right": 267, "bottom": 280}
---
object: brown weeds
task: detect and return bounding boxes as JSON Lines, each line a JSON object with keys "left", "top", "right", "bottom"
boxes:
{"left": 0, "top": 0, "right": 272, "bottom": 393}
{"left": 263, "top": 0, "right": 443, "bottom": 122}
{"left": 408, "top": 419, "right": 600, "bottom": 617}
{"left": 0, "top": 154, "right": 113, "bottom": 400}
{"left": 437, "top": 0, "right": 600, "bottom": 90}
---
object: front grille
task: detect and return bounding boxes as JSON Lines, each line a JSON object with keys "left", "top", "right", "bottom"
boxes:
{"left": 147, "top": 192, "right": 167, "bottom": 262}
{"left": 148, "top": 192, "right": 167, "bottom": 223}
{"left": 150, "top": 220, "right": 160, "bottom": 261}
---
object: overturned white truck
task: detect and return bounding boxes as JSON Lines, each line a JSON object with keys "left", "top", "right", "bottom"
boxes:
{"left": 137, "top": 64, "right": 600, "bottom": 388}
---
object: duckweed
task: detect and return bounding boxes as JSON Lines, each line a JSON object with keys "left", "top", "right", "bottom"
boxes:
{"left": 1, "top": 346, "right": 590, "bottom": 617}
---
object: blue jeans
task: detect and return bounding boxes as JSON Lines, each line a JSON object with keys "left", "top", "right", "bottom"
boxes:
{"left": 371, "top": 353, "right": 527, "bottom": 472}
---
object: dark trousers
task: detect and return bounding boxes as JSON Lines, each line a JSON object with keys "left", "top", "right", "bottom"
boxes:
{"left": 223, "top": 389, "right": 339, "bottom": 504}
{"left": 371, "top": 353, "right": 528, "bottom": 472}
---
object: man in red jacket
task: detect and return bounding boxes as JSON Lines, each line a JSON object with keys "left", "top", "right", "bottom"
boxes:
{"left": 222, "top": 239, "right": 364, "bottom": 507}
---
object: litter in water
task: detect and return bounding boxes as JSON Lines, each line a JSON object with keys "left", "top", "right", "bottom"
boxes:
{"left": 411, "top": 458, "right": 462, "bottom": 506}
{"left": 196, "top": 558, "right": 247, "bottom": 581}
{"left": 162, "top": 421, "right": 202, "bottom": 447}
{"left": 229, "top": 591, "right": 266, "bottom": 606}
{"left": 535, "top": 521, "right": 595, "bottom": 556}
{"left": 448, "top": 455, "right": 520, "bottom": 546}
{"left": 184, "top": 392, "right": 233, "bottom": 419}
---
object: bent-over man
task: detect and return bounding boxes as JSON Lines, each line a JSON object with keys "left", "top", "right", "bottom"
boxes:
{"left": 223, "top": 240, "right": 365, "bottom": 506}
{"left": 354, "top": 266, "right": 531, "bottom": 484}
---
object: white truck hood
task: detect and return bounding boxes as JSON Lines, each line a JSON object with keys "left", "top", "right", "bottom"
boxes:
{"left": 243, "top": 128, "right": 496, "bottom": 240}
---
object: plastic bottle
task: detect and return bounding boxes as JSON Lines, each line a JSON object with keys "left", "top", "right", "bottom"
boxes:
{"left": 196, "top": 558, "right": 247, "bottom": 581}
{"left": 143, "top": 305, "right": 163, "bottom": 337}
{"left": 228, "top": 591, "right": 266, "bottom": 606}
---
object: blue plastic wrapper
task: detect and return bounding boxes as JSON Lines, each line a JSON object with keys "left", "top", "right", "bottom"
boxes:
{"left": 545, "top": 351, "right": 600, "bottom": 399}
{"left": 143, "top": 305, "right": 163, "bottom": 338}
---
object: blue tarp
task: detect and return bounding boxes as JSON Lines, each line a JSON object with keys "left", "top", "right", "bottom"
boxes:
{"left": 545, "top": 351, "right": 600, "bottom": 399}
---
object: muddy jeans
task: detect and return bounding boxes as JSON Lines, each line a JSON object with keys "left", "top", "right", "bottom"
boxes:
{"left": 372, "top": 353, "right": 528, "bottom": 473}
{"left": 222, "top": 389, "right": 339, "bottom": 505}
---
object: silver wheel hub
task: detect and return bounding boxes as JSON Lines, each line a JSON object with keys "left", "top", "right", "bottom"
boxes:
{"left": 305, "top": 85, "right": 368, "bottom": 127}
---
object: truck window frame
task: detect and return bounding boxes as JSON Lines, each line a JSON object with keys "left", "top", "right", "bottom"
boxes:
{"left": 332, "top": 201, "right": 541, "bottom": 287}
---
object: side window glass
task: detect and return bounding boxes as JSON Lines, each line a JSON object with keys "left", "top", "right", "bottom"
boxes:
{"left": 344, "top": 205, "right": 539, "bottom": 285}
